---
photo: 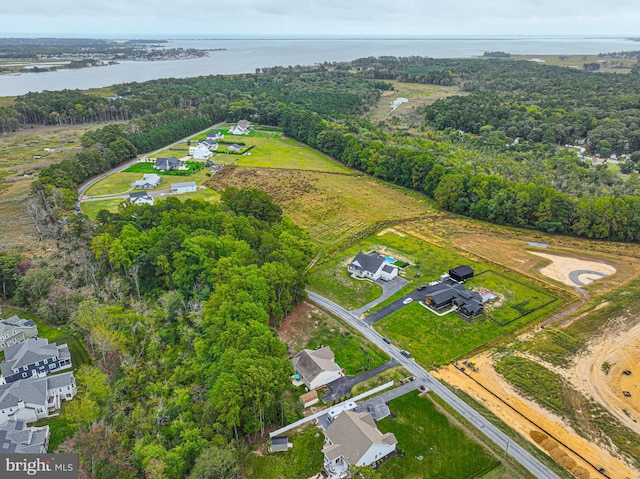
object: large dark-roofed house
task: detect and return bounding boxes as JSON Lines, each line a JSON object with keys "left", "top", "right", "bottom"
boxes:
{"left": 348, "top": 252, "right": 398, "bottom": 282}
{"left": 423, "top": 279, "right": 484, "bottom": 320}
{"left": 449, "top": 265, "right": 474, "bottom": 283}
{"left": 154, "top": 156, "right": 181, "bottom": 171}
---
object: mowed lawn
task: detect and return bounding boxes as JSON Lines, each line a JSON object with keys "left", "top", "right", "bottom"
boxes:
{"left": 84, "top": 172, "right": 140, "bottom": 196}
{"left": 376, "top": 296, "right": 560, "bottom": 369}
{"left": 81, "top": 187, "right": 220, "bottom": 219}
{"left": 236, "top": 136, "right": 353, "bottom": 173}
{"left": 377, "top": 392, "right": 499, "bottom": 479}
{"left": 466, "top": 271, "right": 557, "bottom": 325}
{"left": 302, "top": 323, "right": 388, "bottom": 376}
{"left": 242, "top": 424, "right": 325, "bottom": 479}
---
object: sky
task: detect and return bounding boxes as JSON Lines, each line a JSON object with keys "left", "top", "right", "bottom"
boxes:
{"left": 3, "top": 0, "right": 640, "bottom": 37}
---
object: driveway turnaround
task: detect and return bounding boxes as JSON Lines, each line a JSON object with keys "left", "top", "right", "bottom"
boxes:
{"left": 322, "top": 359, "right": 399, "bottom": 402}
{"left": 351, "top": 277, "right": 409, "bottom": 317}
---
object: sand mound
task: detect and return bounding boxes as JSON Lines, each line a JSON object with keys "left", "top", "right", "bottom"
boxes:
{"left": 529, "top": 251, "right": 615, "bottom": 287}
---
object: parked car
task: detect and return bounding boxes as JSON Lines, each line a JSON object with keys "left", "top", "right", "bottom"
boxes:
{"left": 417, "top": 285, "right": 426, "bottom": 291}
{"left": 403, "top": 297, "right": 413, "bottom": 304}
{"left": 400, "top": 350, "right": 411, "bottom": 358}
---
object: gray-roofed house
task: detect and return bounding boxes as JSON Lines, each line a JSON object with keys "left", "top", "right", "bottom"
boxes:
{"left": 0, "top": 316, "right": 38, "bottom": 353}
{"left": 292, "top": 347, "right": 344, "bottom": 390}
{"left": 423, "top": 280, "right": 484, "bottom": 319}
{"left": 133, "top": 173, "right": 161, "bottom": 189}
{"left": 0, "top": 418, "right": 49, "bottom": 454}
{"left": 347, "top": 252, "right": 397, "bottom": 282}
{"left": 227, "top": 143, "right": 243, "bottom": 152}
{"left": 206, "top": 131, "right": 224, "bottom": 141}
{"left": 128, "top": 191, "right": 155, "bottom": 206}
{"left": 154, "top": 156, "right": 182, "bottom": 171}
{"left": 0, "top": 338, "right": 72, "bottom": 385}
{"left": 199, "top": 139, "right": 219, "bottom": 150}
{"left": 323, "top": 410, "right": 397, "bottom": 478}
{"left": 0, "top": 372, "right": 76, "bottom": 424}
{"left": 171, "top": 181, "right": 198, "bottom": 194}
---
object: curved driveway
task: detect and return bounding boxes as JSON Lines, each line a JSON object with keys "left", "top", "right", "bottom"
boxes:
{"left": 306, "top": 290, "right": 561, "bottom": 479}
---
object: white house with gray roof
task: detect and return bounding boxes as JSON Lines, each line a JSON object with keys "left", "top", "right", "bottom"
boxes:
{"left": 347, "top": 252, "right": 397, "bottom": 282}
{"left": 0, "top": 372, "right": 76, "bottom": 424}
{"left": 133, "top": 173, "right": 161, "bottom": 189}
{"left": 171, "top": 181, "right": 197, "bottom": 194}
{"left": 0, "top": 338, "right": 72, "bottom": 385}
{"left": 0, "top": 316, "right": 38, "bottom": 353}
{"left": 323, "top": 410, "right": 397, "bottom": 478}
{"left": 0, "top": 418, "right": 49, "bottom": 454}
{"left": 292, "top": 347, "right": 344, "bottom": 390}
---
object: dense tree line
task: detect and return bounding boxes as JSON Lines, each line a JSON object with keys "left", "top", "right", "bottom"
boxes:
{"left": 51, "top": 193, "right": 312, "bottom": 478}
{"left": 279, "top": 107, "right": 640, "bottom": 241}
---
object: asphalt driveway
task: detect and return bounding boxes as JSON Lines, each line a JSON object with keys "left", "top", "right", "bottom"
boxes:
{"left": 364, "top": 287, "right": 428, "bottom": 325}
{"left": 322, "top": 359, "right": 399, "bottom": 402}
{"left": 351, "top": 276, "right": 409, "bottom": 317}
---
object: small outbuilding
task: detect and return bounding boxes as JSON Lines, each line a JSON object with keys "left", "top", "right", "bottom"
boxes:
{"left": 449, "top": 265, "right": 474, "bottom": 283}
{"left": 300, "top": 390, "right": 319, "bottom": 408}
{"left": 269, "top": 436, "right": 290, "bottom": 453}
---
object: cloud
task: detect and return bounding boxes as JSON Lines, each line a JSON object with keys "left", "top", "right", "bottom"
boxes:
{"left": 3, "top": 0, "right": 640, "bottom": 35}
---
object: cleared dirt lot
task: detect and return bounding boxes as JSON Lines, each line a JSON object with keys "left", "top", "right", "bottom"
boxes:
{"left": 529, "top": 252, "right": 617, "bottom": 287}
{"left": 434, "top": 355, "right": 639, "bottom": 479}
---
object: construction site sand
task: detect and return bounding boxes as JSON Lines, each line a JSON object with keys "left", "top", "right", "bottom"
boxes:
{"left": 563, "top": 321, "right": 640, "bottom": 436}
{"left": 434, "top": 354, "right": 639, "bottom": 479}
{"left": 529, "top": 251, "right": 616, "bottom": 287}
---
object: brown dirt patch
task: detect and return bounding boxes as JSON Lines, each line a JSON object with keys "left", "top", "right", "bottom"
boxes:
{"left": 563, "top": 321, "right": 640, "bottom": 435}
{"left": 529, "top": 252, "right": 616, "bottom": 287}
{"left": 434, "top": 354, "right": 639, "bottom": 479}
{"left": 277, "top": 301, "right": 327, "bottom": 353}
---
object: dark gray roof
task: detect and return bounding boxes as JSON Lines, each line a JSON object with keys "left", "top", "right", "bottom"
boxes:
{"left": 349, "top": 252, "right": 385, "bottom": 275}
{"left": 2, "top": 338, "right": 70, "bottom": 376}
{"left": 129, "top": 191, "right": 151, "bottom": 199}
{"left": 0, "top": 419, "right": 49, "bottom": 454}
{"left": 0, "top": 377, "right": 47, "bottom": 409}
{"left": 382, "top": 264, "right": 395, "bottom": 274}
{"left": 155, "top": 156, "right": 181, "bottom": 169}
{"left": 449, "top": 265, "right": 474, "bottom": 278}
{"left": 271, "top": 436, "right": 288, "bottom": 446}
{"left": 47, "top": 372, "right": 75, "bottom": 390}
{"left": 0, "top": 316, "right": 36, "bottom": 335}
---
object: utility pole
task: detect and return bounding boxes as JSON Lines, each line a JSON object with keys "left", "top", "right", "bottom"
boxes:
{"left": 504, "top": 440, "right": 510, "bottom": 462}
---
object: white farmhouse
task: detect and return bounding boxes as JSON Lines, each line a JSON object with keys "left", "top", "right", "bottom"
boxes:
{"left": 189, "top": 144, "right": 213, "bottom": 160}
{"left": 347, "top": 252, "right": 397, "bottom": 282}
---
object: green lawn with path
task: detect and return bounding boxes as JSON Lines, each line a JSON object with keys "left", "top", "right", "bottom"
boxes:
{"left": 377, "top": 391, "right": 499, "bottom": 479}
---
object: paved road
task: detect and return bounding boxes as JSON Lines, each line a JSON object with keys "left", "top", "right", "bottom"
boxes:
{"left": 306, "top": 290, "right": 561, "bottom": 479}
{"left": 322, "top": 359, "right": 399, "bottom": 402}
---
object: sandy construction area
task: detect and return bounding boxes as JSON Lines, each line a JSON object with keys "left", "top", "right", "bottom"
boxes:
{"left": 563, "top": 322, "right": 640, "bottom": 436}
{"left": 435, "top": 354, "right": 639, "bottom": 479}
{"left": 529, "top": 252, "right": 616, "bottom": 287}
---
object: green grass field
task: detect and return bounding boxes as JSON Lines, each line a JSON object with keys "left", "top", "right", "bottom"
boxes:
{"left": 122, "top": 161, "right": 202, "bottom": 175}
{"left": 377, "top": 391, "right": 499, "bottom": 479}
{"left": 303, "top": 325, "right": 388, "bottom": 376}
{"left": 466, "top": 271, "right": 557, "bottom": 325}
{"left": 376, "top": 296, "right": 559, "bottom": 369}
{"left": 242, "top": 423, "right": 325, "bottom": 479}
{"left": 83, "top": 172, "right": 140, "bottom": 196}
{"left": 308, "top": 267, "right": 382, "bottom": 310}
